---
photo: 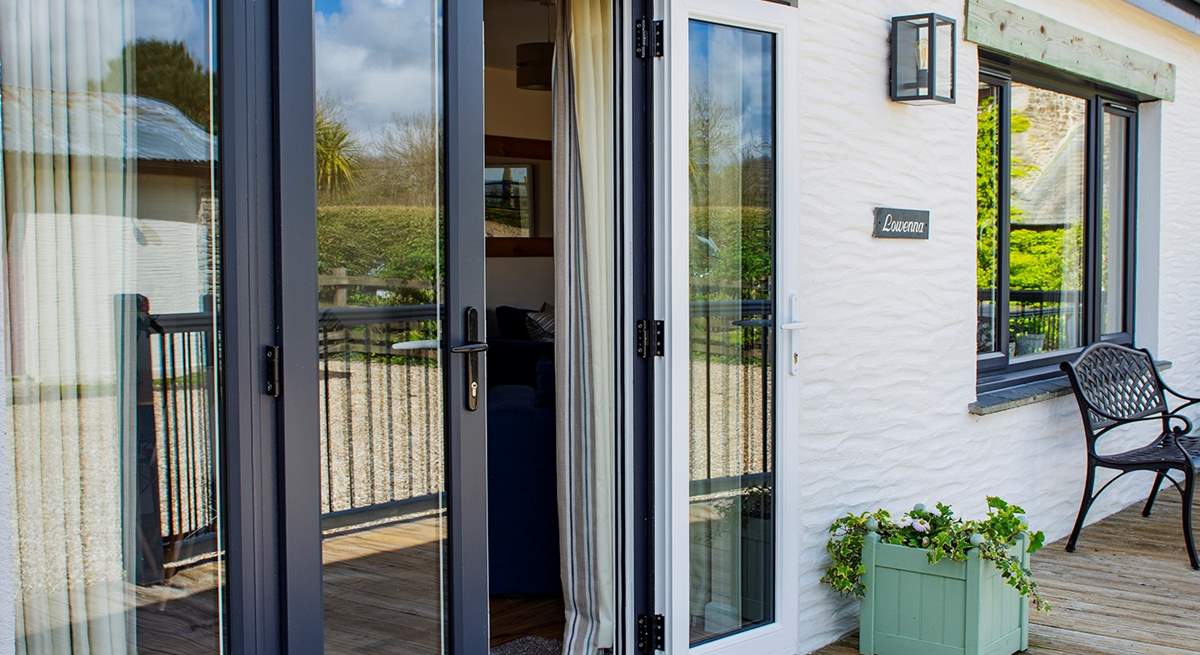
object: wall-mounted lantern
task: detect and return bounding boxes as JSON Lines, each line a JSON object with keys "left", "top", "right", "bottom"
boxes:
{"left": 890, "top": 13, "right": 956, "bottom": 104}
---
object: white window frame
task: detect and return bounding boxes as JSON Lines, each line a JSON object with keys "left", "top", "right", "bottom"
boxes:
{"left": 654, "top": 0, "right": 802, "bottom": 653}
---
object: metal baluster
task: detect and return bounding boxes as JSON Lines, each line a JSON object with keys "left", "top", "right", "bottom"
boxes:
{"left": 365, "top": 322, "right": 376, "bottom": 505}
{"left": 424, "top": 332, "right": 433, "bottom": 495}
{"left": 168, "top": 335, "right": 182, "bottom": 537}
{"left": 405, "top": 335, "right": 415, "bottom": 498}
{"left": 386, "top": 322, "right": 396, "bottom": 501}
{"left": 344, "top": 322, "right": 355, "bottom": 508}
{"left": 183, "top": 332, "right": 197, "bottom": 533}
{"left": 322, "top": 325, "right": 334, "bottom": 513}
{"left": 158, "top": 333, "right": 175, "bottom": 542}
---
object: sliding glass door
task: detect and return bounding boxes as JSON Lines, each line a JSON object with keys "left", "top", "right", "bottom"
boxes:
{"left": 661, "top": 1, "right": 800, "bottom": 652}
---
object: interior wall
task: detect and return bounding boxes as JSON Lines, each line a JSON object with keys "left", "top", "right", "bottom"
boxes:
{"left": 485, "top": 64, "right": 556, "bottom": 315}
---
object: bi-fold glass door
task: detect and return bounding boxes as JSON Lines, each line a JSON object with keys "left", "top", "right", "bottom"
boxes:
{"left": 276, "top": 1, "right": 490, "bottom": 653}
{"left": 656, "top": 0, "right": 800, "bottom": 653}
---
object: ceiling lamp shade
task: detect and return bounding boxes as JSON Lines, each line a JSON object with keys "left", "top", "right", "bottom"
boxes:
{"left": 516, "top": 41, "right": 554, "bottom": 91}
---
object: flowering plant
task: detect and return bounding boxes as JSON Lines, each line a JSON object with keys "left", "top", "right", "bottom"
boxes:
{"left": 822, "top": 497, "right": 1049, "bottom": 611}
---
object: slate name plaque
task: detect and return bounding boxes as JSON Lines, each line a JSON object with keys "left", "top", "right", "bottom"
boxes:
{"left": 873, "top": 207, "right": 930, "bottom": 239}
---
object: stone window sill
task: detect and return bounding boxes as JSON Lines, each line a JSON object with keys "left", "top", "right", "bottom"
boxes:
{"left": 970, "top": 360, "right": 1173, "bottom": 416}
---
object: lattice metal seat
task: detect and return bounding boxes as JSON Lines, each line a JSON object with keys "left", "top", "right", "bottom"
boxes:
{"left": 1062, "top": 343, "right": 1200, "bottom": 569}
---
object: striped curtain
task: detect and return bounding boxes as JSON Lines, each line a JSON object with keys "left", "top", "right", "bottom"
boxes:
{"left": 553, "top": 0, "right": 615, "bottom": 652}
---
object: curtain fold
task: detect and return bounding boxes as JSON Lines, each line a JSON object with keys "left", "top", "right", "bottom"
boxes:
{"left": 1, "top": 1, "right": 137, "bottom": 652}
{"left": 554, "top": 0, "right": 614, "bottom": 652}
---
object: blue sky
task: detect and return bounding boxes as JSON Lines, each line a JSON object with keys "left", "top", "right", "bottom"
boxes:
{"left": 135, "top": 0, "right": 216, "bottom": 69}
{"left": 315, "top": 0, "right": 343, "bottom": 14}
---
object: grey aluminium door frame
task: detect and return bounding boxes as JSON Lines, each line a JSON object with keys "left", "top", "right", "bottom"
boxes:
{"left": 218, "top": 0, "right": 286, "bottom": 652}
{"left": 270, "top": 1, "right": 491, "bottom": 654}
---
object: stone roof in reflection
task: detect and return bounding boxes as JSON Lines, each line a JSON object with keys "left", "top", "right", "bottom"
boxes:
{"left": 0, "top": 86, "right": 213, "bottom": 163}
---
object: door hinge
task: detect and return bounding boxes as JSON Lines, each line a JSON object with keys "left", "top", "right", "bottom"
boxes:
{"left": 636, "top": 613, "right": 665, "bottom": 652}
{"left": 635, "top": 18, "right": 664, "bottom": 59}
{"left": 636, "top": 319, "right": 664, "bottom": 359}
{"left": 264, "top": 345, "right": 281, "bottom": 398}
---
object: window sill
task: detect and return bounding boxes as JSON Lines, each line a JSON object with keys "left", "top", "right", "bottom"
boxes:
{"left": 970, "top": 360, "right": 1173, "bottom": 416}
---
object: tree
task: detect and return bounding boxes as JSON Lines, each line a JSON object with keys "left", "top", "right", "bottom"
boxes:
{"left": 316, "top": 99, "right": 361, "bottom": 196}
{"left": 105, "top": 39, "right": 212, "bottom": 130}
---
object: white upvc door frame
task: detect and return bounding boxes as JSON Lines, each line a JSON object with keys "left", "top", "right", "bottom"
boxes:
{"left": 653, "top": 0, "right": 803, "bottom": 654}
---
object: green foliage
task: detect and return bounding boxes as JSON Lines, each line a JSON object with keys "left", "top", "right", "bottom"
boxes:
{"left": 105, "top": 39, "right": 213, "bottom": 130}
{"left": 822, "top": 497, "right": 1049, "bottom": 612}
{"left": 317, "top": 205, "right": 439, "bottom": 304}
{"left": 316, "top": 101, "right": 362, "bottom": 195}
{"left": 1008, "top": 225, "right": 1082, "bottom": 292}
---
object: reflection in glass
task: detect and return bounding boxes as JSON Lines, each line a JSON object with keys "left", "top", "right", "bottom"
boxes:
{"left": 687, "top": 20, "right": 775, "bottom": 645}
{"left": 485, "top": 164, "right": 534, "bottom": 237}
{"left": 977, "top": 81, "right": 1001, "bottom": 354}
{"left": 1101, "top": 112, "right": 1129, "bottom": 335}
{"left": 314, "top": 0, "right": 447, "bottom": 652}
{"left": 1007, "top": 83, "right": 1086, "bottom": 358}
{"left": 2, "top": 0, "right": 225, "bottom": 652}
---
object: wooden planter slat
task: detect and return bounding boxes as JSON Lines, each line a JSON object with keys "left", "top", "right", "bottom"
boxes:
{"left": 860, "top": 533, "right": 1030, "bottom": 655}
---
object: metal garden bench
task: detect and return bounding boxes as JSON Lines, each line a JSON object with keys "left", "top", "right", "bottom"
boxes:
{"left": 1061, "top": 343, "right": 1200, "bottom": 569}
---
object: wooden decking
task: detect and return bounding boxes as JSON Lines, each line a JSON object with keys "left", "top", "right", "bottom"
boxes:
{"left": 137, "top": 515, "right": 563, "bottom": 653}
{"left": 816, "top": 493, "right": 1200, "bottom": 655}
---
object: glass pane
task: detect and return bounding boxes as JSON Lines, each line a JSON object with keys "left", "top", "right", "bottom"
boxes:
{"left": 485, "top": 165, "right": 533, "bottom": 237}
{"left": 314, "top": 0, "right": 447, "bottom": 652}
{"left": 2, "top": 1, "right": 225, "bottom": 652}
{"left": 894, "top": 18, "right": 930, "bottom": 98}
{"left": 687, "top": 19, "right": 776, "bottom": 645}
{"left": 1101, "top": 112, "right": 1129, "bottom": 335}
{"left": 977, "top": 81, "right": 1001, "bottom": 354}
{"left": 1007, "top": 83, "right": 1087, "bottom": 358}
{"left": 935, "top": 18, "right": 954, "bottom": 99}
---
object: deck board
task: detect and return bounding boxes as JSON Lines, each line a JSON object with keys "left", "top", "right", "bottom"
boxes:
{"left": 815, "top": 493, "right": 1200, "bottom": 655}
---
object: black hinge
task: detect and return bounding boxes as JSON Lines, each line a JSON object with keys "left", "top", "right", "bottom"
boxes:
{"left": 264, "top": 345, "right": 281, "bottom": 397}
{"left": 635, "top": 18, "right": 664, "bottom": 59}
{"left": 636, "top": 319, "right": 665, "bottom": 359}
{"left": 636, "top": 614, "right": 665, "bottom": 652}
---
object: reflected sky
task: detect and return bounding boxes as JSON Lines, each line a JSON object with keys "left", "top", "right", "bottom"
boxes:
{"left": 315, "top": 0, "right": 440, "bottom": 153}
{"left": 136, "top": 0, "right": 215, "bottom": 70}
{"left": 689, "top": 20, "right": 774, "bottom": 165}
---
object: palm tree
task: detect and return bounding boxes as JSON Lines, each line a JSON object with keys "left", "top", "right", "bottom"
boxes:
{"left": 316, "top": 100, "right": 361, "bottom": 196}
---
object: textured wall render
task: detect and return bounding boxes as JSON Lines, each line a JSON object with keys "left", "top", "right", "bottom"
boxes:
{"left": 785, "top": 1, "right": 1200, "bottom": 653}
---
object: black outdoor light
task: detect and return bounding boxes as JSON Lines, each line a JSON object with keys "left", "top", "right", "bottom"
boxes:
{"left": 890, "top": 13, "right": 956, "bottom": 104}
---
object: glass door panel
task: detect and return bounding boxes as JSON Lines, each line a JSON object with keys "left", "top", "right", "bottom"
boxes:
{"left": 312, "top": 0, "right": 478, "bottom": 652}
{"left": 686, "top": 18, "right": 777, "bottom": 645}
{"left": 2, "top": 0, "right": 226, "bottom": 652}
{"left": 664, "top": 1, "right": 800, "bottom": 652}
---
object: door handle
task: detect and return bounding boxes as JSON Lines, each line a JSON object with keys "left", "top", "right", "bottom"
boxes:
{"left": 451, "top": 306, "right": 487, "bottom": 411}
{"left": 780, "top": 293, "right": 804, "bottom": 376}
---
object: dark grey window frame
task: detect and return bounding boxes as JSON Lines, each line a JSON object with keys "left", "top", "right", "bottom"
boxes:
{"left": 977, "top": 56, "right": 1140, "bottom": 393}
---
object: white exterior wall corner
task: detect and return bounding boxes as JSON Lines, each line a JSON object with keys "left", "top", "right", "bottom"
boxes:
{"left": 789, "top": 1, "right": 1200, "bottom": 653}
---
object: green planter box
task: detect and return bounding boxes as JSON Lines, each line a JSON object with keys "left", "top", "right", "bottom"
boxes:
{"left": 859, "top": 533, "right": 1030, "bottom": 655}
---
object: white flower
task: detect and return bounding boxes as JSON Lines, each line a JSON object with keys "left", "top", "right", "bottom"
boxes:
{"left": 897, "top": 515, "right": 913, "bottom": 528}
{"left": 912, "top": 518, "right": 931, "bottom": 534}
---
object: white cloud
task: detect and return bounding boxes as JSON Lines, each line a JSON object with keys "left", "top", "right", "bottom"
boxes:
{"left": 315, "top": 0, "right": 440, "bottom": 153}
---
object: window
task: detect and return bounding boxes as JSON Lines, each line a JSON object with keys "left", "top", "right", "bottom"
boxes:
{"left": 976, "top": 65, "right": 1137, "bottom": 389}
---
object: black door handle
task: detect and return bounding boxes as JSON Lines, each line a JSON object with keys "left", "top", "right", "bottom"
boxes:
{"left": 451, "top": 307, "right": 486, "bottom": 411}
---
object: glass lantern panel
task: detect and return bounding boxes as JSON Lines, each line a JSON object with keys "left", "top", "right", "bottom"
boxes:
{"left": 935, "top": 17, "right": 955, "bottom": 100}
{"left": 895, "top": 17, "right": 930, "bottom": 98}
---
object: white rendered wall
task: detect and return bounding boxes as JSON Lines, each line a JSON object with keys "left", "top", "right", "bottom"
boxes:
{"left": 785, "top": 1, "right": 1200, "bottom": 653}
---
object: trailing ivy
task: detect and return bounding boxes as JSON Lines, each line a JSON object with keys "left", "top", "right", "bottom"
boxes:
{"left": 822, "top": 497, "right": 1049, "bottom": 612}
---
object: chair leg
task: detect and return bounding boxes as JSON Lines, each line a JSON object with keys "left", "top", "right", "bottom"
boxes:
{"left": 1144, "top": 469, "right": 1167, "bottom": 517}
{"left": 1067, "top": 464, "right": 1097, "bottom": 553}
{"left": 1183, "top": 470, "right": 1199, "bottom": 570}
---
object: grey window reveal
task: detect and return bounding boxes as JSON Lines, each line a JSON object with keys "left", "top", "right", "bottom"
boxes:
{"left": 976, "top": 59, "right": 1138, "bottom": 392}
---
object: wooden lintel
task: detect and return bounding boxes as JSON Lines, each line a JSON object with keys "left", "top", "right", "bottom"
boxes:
{"left": 966, "top": 0, "right": 1175, "bottom": 101}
